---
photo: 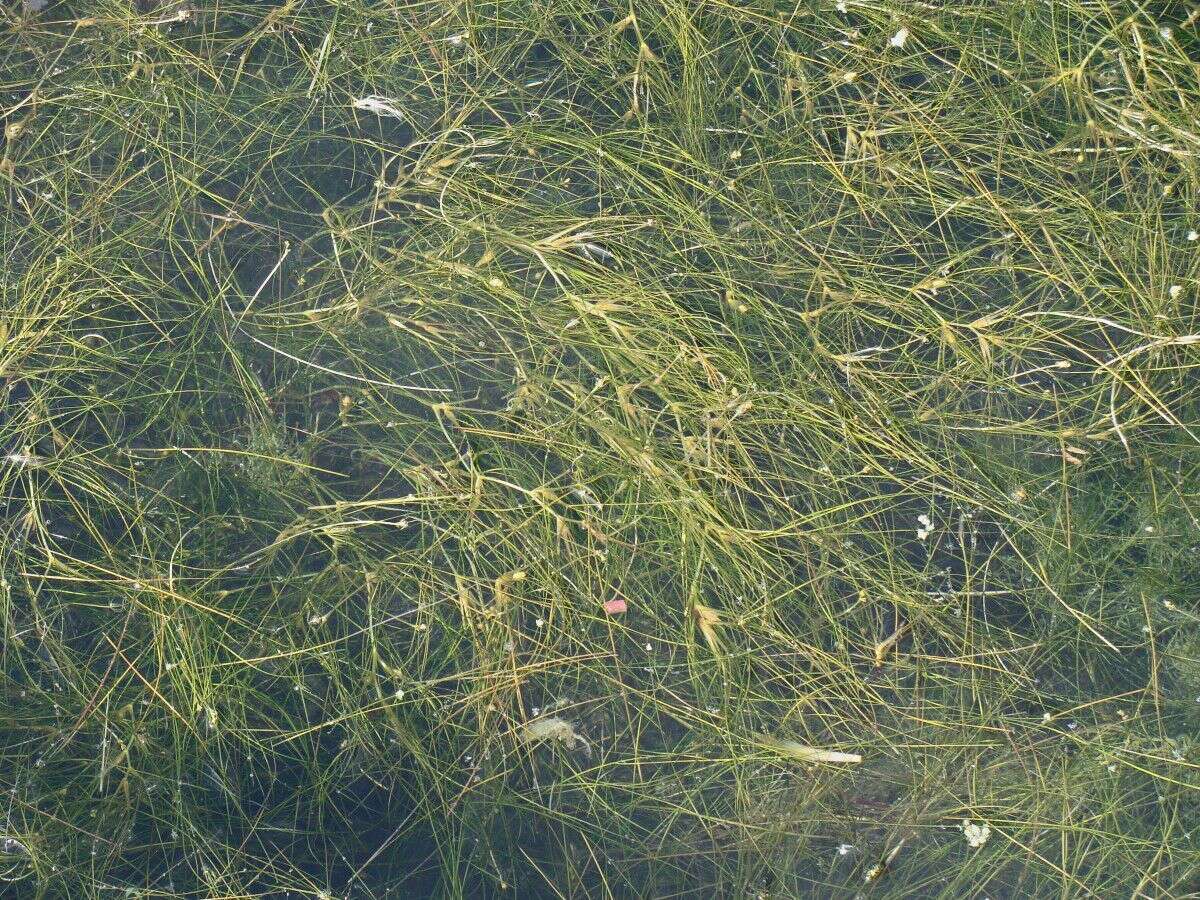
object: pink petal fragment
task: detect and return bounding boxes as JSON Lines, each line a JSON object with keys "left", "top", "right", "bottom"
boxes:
{"left": 602, "top": 598, "right": 628, "bottom": 615}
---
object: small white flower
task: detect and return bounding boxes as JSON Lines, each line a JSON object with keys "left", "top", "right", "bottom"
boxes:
{"left": 835, "top": 0, "right": 847, "bottom": 12}
{"left": 1189, "top": 230, "right": 1199, "bottom": 242}
{"left": 889, "top": 27, "right": 909, "bottom": 49}
{"left": 1042, "top": 712, "right": 1052, "bottom": 722}
{"left": 1169, "top": 285, "right": 1183, "bottom": 299}
{"left": 535, "top": 618, "right": 545, "bottom": 628}
{"left": 395, "top": 688, "right": 405, "bottom": 699}
{"left": 645, "top": 643, "right": 653, "bottom": 652}
{"left": 962, "top": 819, "right": 991, "bottom": 848}
{"left": 917, "top": 513, "right": 932, "bottom": 527}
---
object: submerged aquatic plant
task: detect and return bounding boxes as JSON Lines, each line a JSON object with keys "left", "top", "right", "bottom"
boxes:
{"left": 1, "top": 0, "right": 1198, "bottom": 896}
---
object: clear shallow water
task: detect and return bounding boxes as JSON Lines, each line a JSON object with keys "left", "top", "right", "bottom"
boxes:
{"left": 2, "top": 2, "right": 1199, "bottom": 897}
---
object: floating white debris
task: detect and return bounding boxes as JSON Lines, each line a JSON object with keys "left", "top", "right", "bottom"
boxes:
{"left": 352, "top": 96, "right": 404, "bottom": 120}
{"left": 577, "top": 242, "right": 615, "bottom": 265}
{"left": 1, "top": 835, "right": 30, "bottom": 856}
{"left": 573, "top": 486, "right": 602, "bottom": 510}
{"left": 521, "top": 716, "right": 590, "bottom": 755}
{"left": 962, "top": 819, "right": 991, "bottom": 848}
{"left": 761, "top": 735, "right": 862, "bottom": 764}
{"left": 890, "top": 27, "right": 909, "bottom": 49}
{"left": 4, "top": 451, "right": 44, "bottom": 469}
{"left": 916, "top": 514, "right": 933, "bottom": 541}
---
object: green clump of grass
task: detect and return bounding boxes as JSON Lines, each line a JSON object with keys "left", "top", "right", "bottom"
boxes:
{"left": 2, "top": 0, "right": 1200, "bottom": 896}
